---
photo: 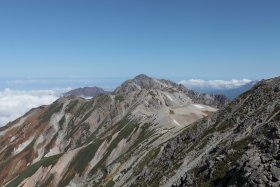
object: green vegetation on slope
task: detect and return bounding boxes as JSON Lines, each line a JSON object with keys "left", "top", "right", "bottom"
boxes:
{"left": 40, "top": 102, "right": 63, "bottom": 123}
{"left": 58, "top": 141, "right": 102, "bottom": 186}
{"left": 133, "top": 147, "right": 161, "bottom": 176}
{"left": 6, "top": 154, "right": 61, "bottom": 187}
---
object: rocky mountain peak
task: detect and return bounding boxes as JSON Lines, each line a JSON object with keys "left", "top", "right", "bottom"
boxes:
{"left": 114, "top": 74, "right": 177, "bottom": 94}
{"left": 133, "top": 73, "right": 152, "bottom": 80}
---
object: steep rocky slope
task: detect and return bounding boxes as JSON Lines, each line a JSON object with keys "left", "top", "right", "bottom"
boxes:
{"left": 131, "top": 77, "right": 280, "bottom": 187}
{"left": 0, "top": 75, "right": 226, "bottom": 187}
{"left": 116, "top": 74, "right": 229, "bottom": 109}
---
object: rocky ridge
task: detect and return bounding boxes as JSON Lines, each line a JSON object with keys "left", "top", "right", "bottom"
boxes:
{"left": 131, "top": 77, "right": 280, "bottom": 187}
{"left": 0, "top": 74, "right": 226, "bottom": 187}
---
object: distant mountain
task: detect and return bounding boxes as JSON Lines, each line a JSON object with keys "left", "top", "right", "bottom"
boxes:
{"left": 63, "top": 86, "right": 110, "bottom": 98}
{"left": 190, "top": 81, "right": 257, "bottom": 99}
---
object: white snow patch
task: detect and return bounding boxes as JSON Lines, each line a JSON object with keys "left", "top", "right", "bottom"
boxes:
{"left": 193, "top": 104, "right": 205, "bottom": 109}
{"left": 166, "top": 94, "right": 173, "bottom": 101}
{"left": 45, "top": 146, "right": 60, "bottom": 157}
{"left": 13, "top": 137, "right": 34, "bottom": 155}
{"left": 33, "top": 147, "right": 44, "bottom": 164}
{"left": 34, "top": 134, "right": 44, "bottom": 147}
{"left": 173, "top": 119, "right": 182, "bottom": 127}
{"left": 10, "top": 136, "right": 16, "bottom": 142}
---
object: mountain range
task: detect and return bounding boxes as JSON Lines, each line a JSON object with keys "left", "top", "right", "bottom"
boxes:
{"left": 0, "top": 74, "right": 279, "bottom": 187}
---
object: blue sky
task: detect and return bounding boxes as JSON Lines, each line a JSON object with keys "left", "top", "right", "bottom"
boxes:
{"left": 0, "top": 0, "right": 279, "bottom": 84}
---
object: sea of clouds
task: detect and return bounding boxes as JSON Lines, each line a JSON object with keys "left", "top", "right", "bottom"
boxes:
{"left": 0, "top": 88, "right": 70, "bottom": 127}
{"left": 179, "top": 79, "right": 252, "bottom": 89}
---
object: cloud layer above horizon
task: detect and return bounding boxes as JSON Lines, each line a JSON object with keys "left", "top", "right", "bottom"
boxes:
{"left": 0, "top": 88, "right": 69, "bottom": 127}
{"left": 179, "top": 79, "right": 252, "bottom": 89}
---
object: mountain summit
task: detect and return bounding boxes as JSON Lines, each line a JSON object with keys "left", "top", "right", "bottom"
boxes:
{"left": 114, "top": 74, "right": 177, "bottom": 94}
{"left": 115, "top": 74, "right": 229, "bottom": 108}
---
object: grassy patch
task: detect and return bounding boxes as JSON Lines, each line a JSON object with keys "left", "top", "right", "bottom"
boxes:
{"left": 41, "top": 174, "right": 54, "bottom": 187}
{"left": 198, "top": 138, "right": 209, "bottom": 149}
{"left": 110, "top": 123, "right": 154, "bottom": 165}
{"left": 74, "top": 141, "right": 102, "bottom": 175}
{"left": 106, "top": 120, "right": 139, "bottom": 158}
{"left": 58, "top": 116, "right": 65, "bottom": 130}
{"left": 216, "top": 120, "right": 232, "bottom": 132}
{"left": 80, "top": 109, "right": 95, "bottom": 123}
{"left": 115, "top": 94, "right": 124, "bottom": 102}
{"left": 232, "top": 137, "right": 250, "bottom": 151}
{"left": 89, "top": 118, "right": 139, "bottom": 177}
{"left": 6, "top": 154, "right": 61, "bottom": 187}
{"left": 133, "top": 147, "right": 161, "bottom": 176}
{"left": 274, "top": 111, "right": 280, "bottom": 121}
{"left": 226, "top": 106, "right": 232, "bottom": 113}
{"left": 133, "top": 123, "right": 154, "bottom": 146}
{"left": 210, "top": 160, "right": 229, "bottom": 185}
{"left": 40, "top": 102, "right": 63, "bottom": 123}
{"left": 193, "top": 150, "right": 243, "bottom": 186}
{"left": 93, "top": 94, "right": 110, "bottom": 110}
{"left": 58, "top": 141, "right": 102, "bottom": 186}
{"left": 75, "top": 100, "right": 95, "bottom": 118}
{"left": 44, "top": 133, "right": 58, "bottom": 155}
{"left": 105, "top": 180, "right": 115, "bottom": 187}
{"left": 65, "top": 100, "right": 79, "bottom": 112}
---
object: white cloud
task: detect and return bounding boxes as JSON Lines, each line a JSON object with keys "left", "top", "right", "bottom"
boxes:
{"left": 0, "top": 88, "right": 71, "bottom": 127}
{"left": 179, "top": 79, "right": 252, "bottom": 89}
